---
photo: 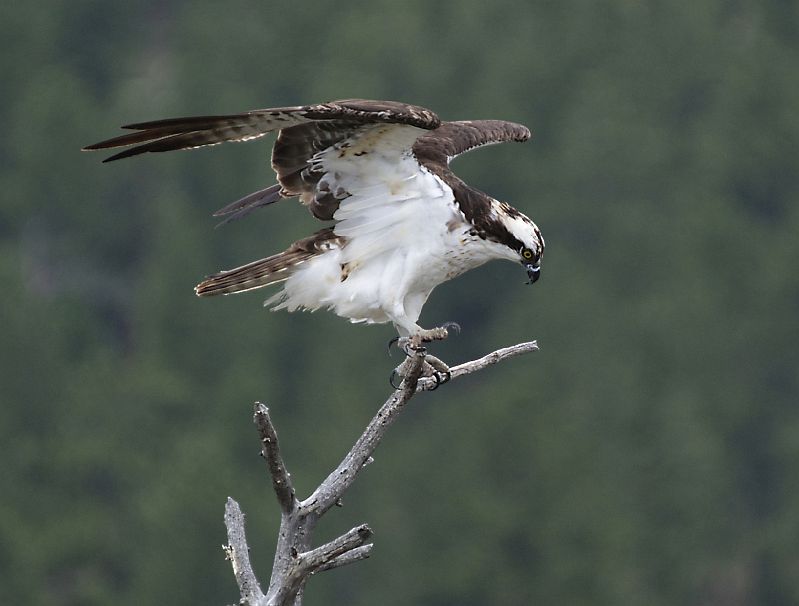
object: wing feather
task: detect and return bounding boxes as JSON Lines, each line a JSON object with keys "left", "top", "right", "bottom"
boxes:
{"left": 412, "top": 120, "right": 531, "bottom": 166}
{"left": 195, "top": 228, "right": 343, "bottom": 296}
{"left": 83, "top": 100, "right": 440, "bottom": 161}
{"left": 213, "top": 183, "right": 285, "bottom": 227}
{"left": 84, "top": 100, "right": 531, "bottom": 237}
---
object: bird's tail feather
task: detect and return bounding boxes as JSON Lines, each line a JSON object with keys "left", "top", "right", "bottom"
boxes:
{"left": 195, "top": 228, "right": 343, "bottom": 297}
{"left": 213, "top": 183, "right": 285, "bottom": 228}
{"left": 194, "top": 255, "right": 296, "bottom": 296}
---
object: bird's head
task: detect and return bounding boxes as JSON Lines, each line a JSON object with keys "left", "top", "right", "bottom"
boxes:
{"left": 490, "top": 201, "right": 545, "bottom": 284}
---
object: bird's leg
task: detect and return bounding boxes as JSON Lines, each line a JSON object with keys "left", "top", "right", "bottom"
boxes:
{"left": 415, "top": 321, "right": 461, "bottom": 344}
{"left": 391, "top": 353, "right": 450, "bottom": 390}
{"left": 424, "top": 354, "right": 452, "bottom": 388}
{"left": 388, "top": 323, "right": 460, "bottom": 388}
{"left": 388, "top": 321, "right": 462, "bottom": 356}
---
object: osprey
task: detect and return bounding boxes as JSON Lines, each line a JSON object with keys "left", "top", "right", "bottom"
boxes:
{"left": 85, "top": 99, "right": 544, "bottom": 347}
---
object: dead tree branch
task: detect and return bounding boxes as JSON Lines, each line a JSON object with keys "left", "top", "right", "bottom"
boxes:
{"left": 254, "top": 407, "right": 297, "bottom": 514}
{"left": 223, "top": 498, "right": 265, "bottom": 605}
{"left": 416, "top": 340, "right": 539, "bottom": 391}
{"left": 223, "top": 340, "right": 537, "bottom": 606}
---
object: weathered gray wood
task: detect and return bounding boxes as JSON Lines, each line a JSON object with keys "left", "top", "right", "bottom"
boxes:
{"left": 223, "top": 341, "right": 537, "bottom": 605}
{"left": 223, "top": 498, "right": 266, "bottom": 605}
{"left": 254, "top": 404, "right": 297, "bottom": 514}
{"left": 416, "top": 340, "right": 539, "bottom": 391}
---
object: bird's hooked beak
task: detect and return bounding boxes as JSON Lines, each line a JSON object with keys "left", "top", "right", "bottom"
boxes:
{"left": 524, "top": 263, "right": 540, "bottom": 285}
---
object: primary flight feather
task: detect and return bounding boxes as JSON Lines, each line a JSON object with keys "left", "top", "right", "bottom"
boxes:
{"left": 84, "top": 99, "right": 544, "bottom": 342}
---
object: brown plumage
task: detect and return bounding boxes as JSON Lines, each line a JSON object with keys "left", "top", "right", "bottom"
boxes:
{"left": 194, "top": 228, "right": 344, "bottom": 296}
{"left": 84, "top": 99, "right": 536, "bottom": 308}
{"left": 84, "top": 100, "right": 529, "bottom": 230}
{"left": 212, "top": 183, "right": 284, "bottom": 227}
{"left": 83, "top": 100, "right": 440, "bottom": 162}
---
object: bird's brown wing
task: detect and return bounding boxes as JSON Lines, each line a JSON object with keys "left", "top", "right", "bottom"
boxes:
{"left": 83, "top": 99, "right": 439, "bottom": 162}
{"left": 84, "top": 99, "right": 441, "bottom": 221}
{"left": 412, "top": 120, "right": 531, "bottom": 169}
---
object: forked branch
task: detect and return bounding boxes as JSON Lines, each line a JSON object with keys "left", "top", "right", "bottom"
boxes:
{"left": 223, "top": 340, "right": 537, "bottom": 606}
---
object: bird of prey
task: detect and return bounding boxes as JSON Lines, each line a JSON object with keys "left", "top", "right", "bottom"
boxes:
{"left": 84, "top": 99, "right": 544, "bottom": 351}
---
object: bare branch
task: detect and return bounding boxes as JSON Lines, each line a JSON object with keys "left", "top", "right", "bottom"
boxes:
{"left": 303, "top": 348, "right": 426, "bottom": 516}
{"left": 314, "top": 544, "right": 374, "bottom": 573}
{"left": 254, "top": 403, "right": 297, "bottom": 514}
{"left": 298, "top": 524, "right": 373, "bottom": 575}
{"left": 417, "top": 340, "right": 539, "bottom": 391}
{"left": 273, "top": 524, "right": 374, "bottom": 605}
{"left": 223, "top": 340, "right": 538, "bottom": 605}
{"left": 224, "top": 497, "right": 265, "bottom": 605}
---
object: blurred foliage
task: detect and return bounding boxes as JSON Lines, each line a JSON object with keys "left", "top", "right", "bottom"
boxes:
{"left": 1, "top": 1, "right": 798, "bottom": 604}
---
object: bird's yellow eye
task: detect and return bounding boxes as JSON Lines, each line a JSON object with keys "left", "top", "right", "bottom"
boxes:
{"left": 522, "top": 248, "right": 534, "bottom": 260}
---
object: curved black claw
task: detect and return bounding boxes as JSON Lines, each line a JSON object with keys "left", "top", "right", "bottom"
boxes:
{"left": 435, "top": 369, "right": 452, "bottom": 384}
{"left": 441, "top": 321, "right": 461, "bottom": 336}
{"left": 389, "top": 369, "right": 403, "bottom": 389}
{"left": 431, "top": 370, "right": 452, "bottom": 389}
{"left": 428, "top": 373, "right": 443, "bottom": 391}
{"left": 387, "top": 336, "right": 416, "bottom": 358}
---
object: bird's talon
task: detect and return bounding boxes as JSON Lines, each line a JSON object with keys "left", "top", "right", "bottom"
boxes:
{"left": 388, "top": 336, "right": 416, "bottom": 358}
{"left": 389, "top": 369, "right": 403, "bottom": 389}
{"left": 441, "top": 321, "right": 461, "bottom": 336}
{"left": 432, "top": 370, "right": 451, "bottom": 387}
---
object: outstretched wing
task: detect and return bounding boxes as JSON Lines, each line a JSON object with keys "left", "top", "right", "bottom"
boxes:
{"left": 84, "top": 99, "right": 441, "bottom": 221}
{"left": 84, "top": 101, "right": 531, "bottom": 232}
{"left": 412, "top": 120, "right": 531, "bottom": 168}
{"left": 82, "top": 99, "right": 440, "bottom": 162}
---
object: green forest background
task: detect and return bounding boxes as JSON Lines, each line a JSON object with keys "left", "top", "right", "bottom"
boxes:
{"left": 2, "top": 1, "right": 798, "bottom": 604}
